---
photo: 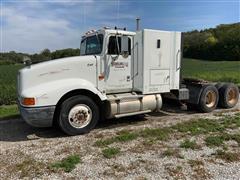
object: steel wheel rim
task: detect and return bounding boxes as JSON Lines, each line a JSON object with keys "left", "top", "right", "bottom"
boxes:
{"left": 68, "top": 104, "right": 92, "bottom": 128}
{"left": 205, "top": 90, "right": 217, "bottom": 108}
{"left": 227, "top": 88, "right": 237, "bottom": 105}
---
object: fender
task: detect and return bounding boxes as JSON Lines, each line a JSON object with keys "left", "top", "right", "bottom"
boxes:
{"left": 185, "top": 83, "right": 210, "bottom": 105}
{"left": 20, "top": 78, "right": 107, "bottom": 107}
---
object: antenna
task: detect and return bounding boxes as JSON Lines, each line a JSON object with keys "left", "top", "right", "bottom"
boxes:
{"left": 117, "top": 0, "right": 119, "bottom": 25}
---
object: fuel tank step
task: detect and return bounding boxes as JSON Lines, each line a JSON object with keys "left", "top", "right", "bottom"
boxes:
{"left": 114, "top": 110, "right": 151, "bottom": 118}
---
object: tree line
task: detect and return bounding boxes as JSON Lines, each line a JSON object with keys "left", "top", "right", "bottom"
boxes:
{"left": 0, "top": 23, "right": 239, "bottom": 64}
{"left": 183, "top": 23, "right": 240, "bottom": 61}
{"left": 0, "top": 48, "right": 80, "bottom": 65}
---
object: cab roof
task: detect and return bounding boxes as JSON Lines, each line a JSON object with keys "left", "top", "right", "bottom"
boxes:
{"left": 82, "top": 27, "right": 136, "bottom": 38}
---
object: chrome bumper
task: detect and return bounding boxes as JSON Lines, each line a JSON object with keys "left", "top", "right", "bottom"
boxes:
{"left": 18, "top": 104, "right": 55, "bottom": 127}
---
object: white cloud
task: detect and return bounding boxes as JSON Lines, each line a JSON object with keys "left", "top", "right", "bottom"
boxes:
{"left": 1, "top": 0, "right": 138, "bottom": 53}
{"left": 47, "top": 0, "right": 95, "bottom": 5}
{"left": 1, "top": 5, "right": 82, "bottom": 53}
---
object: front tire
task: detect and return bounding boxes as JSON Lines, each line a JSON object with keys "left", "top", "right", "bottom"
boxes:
{"left": 198, "top": 85, "right": 219, "bottom": 113}
{"left": 58, "top": 95, "right": 99, "bottom": 135}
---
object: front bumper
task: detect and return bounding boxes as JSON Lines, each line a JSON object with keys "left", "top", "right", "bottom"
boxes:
{"left": 18, "top": 104, "right": 56, "bottom": 127}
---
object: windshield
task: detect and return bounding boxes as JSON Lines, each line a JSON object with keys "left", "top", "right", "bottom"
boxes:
{"left": 80, "top": 34, "right": 103, "bottom": 55}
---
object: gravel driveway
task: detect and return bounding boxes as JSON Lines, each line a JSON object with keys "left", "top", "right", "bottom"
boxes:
{"left": 0, "top": 100, "right": 239, "bottom": 179}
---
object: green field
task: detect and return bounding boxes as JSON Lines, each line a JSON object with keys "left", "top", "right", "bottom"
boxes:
{"left": 182, "top": 58, "right": 240, "bottom": 86}
{"left": 0, "top": 59, "right": 239, "bottom": 107}
{"left": 0, "top": 64, "right": 23, "bottom": 105}
{"left": 0, "top": 104, "right": 19, "bottom": 119}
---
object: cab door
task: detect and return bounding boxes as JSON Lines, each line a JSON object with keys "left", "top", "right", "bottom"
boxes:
{"left": 104, "top": 35, "right": 132, "bottom": 94}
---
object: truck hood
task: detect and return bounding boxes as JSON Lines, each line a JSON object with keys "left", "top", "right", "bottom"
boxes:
{"left": 24, "top": 55, "right": 96, "bottom": 72}
{"left": 18, "top": 55, "right": 98, "bottom": 98}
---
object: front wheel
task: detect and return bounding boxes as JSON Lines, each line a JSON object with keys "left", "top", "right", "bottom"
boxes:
{"left": 198, "top": 85, "right": 219, "bottom": 113}
{"left": 58, "top": 95, "right": 99, "bottom": 135}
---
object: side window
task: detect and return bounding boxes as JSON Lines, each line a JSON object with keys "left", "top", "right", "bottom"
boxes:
{"left": 108, "top": 36, "right": 120, "bottom": 54}
{"left": 86, "top": 40, "right": 97, "bottom": 54}
{"left": 80, "top": 34, "right": 103, "bottom": 55}
{"left": 108, "top": 36, "right": 131, "bottom": 55}
{"left": 86, "top": 35, "right": 101, "bottom": 55}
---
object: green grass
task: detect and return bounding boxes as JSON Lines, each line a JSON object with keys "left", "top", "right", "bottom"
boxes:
{"left": 94, "top": 138, "right": 115, "bottom": 147}
{"left": 95, "top": 114, "right": 240, "bottom": 149}
{"left": 205, "top": 136, "right": 224, "bottom": 147}
{"left": 0, "top": 64, "right": 23, "bottom": 105}
{"left": 138, "top": 127, "right": 171, "bottom": 140}
{"left": 182, "top": 58, "right": 240, "bottom": 86}
{"left": 173, "top": 114, "right": 240, "bottom": 137}
{"left": 221, "top": 113, "right": 240, "bottom": 128}
{"left": 162, "top": 148, "right": 183, "bottom": 158}
{"left": 213, "top": 150, "right": 240, "bottom": 162}
{"left": 15, "top": 158, "right": 46, "bottom": 178}
{"left": 228, "top": 134, "right": 240, "bottom": 145}
{"left": 94, "top": 128, "right": 171, "bottom": 148}
{"left": 202, "top": 114, "right": 240, "bottom": 147}
{"left": 115, "top": 130, "right": 138, "bottom": 142}
{"left": 102, "top": 147, "right": 120, "bottom": 159}
{"left": 180, "top": 139, "right": 199, "bottom": 149}
{"left": 205, "top": 133, "right": 240, "bottom": 147}
{"left": 50, "top": 154, "right": 81, "bottom": 172}
{"left": 172, "top": 118, "right": 225, "bottom": 135}
{"left": 95, "top": 130, "right": 138, "bottom": 147}
{"left": 0, "top": 104, "right": 19, "bottom": 119}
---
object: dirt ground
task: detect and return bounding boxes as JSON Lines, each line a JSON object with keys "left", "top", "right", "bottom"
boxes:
{"left": 0, "top": 100, "right": 239, "bottom": 179}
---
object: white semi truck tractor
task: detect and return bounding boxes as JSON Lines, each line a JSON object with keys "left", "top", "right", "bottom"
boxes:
{"left": 17, "top": 27, "right": 239, "bottom": 135}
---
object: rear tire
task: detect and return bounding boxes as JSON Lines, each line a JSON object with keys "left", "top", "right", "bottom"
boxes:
{"left": 198, "top": 85, "right": 219, "bottom": 113}
{"left": 218, "top": 83, "right": 239, "bottom": 108}
{"left": 58, "top": 95, "right": 99, "bottom": 135}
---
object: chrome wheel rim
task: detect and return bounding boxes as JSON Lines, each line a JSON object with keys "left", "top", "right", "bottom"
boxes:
{"left": 205, "top": 90, "right": 217, "bottom": 108}
{"left": 228, "top": 88, "right": 237, "bottom": 105}
{"left": 68, "top": 104, "right": 92, "bottom": 128}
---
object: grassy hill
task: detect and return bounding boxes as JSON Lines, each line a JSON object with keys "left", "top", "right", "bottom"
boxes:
{"left": 182, "top": 58, "right": 240, "bottom": 85}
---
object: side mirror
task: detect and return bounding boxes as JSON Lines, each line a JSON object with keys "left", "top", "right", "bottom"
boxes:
{"left": 120, "top": 36, "right": 128, "bottom": 54}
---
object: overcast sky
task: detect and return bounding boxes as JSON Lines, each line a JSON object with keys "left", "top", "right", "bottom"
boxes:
{"left": 1, "top": 0, "right": 239, "bottom": 53}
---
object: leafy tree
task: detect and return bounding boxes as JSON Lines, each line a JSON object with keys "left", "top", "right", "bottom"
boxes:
{"left": 183, "top": 23, "right": 240, "bottom": 61}
{"left": 51, "top": 48, "right": 80, "bottom": 59}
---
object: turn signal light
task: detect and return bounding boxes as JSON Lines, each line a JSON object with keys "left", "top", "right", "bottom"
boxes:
{"left": 22, "top": 98, "right": 35, "bottom": 106}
